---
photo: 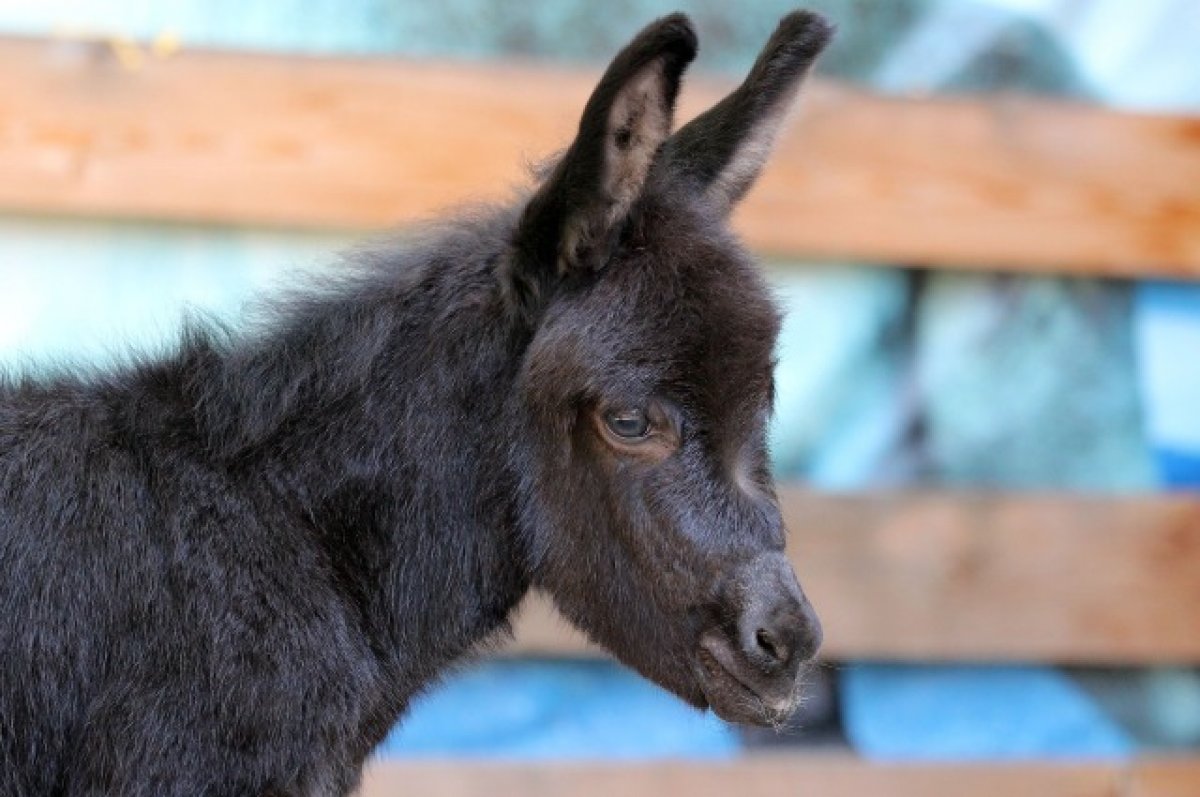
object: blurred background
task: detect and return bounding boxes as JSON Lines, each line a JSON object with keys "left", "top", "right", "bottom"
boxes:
{"left": 1, "top": 0, "right": 1197, "bottom": 793}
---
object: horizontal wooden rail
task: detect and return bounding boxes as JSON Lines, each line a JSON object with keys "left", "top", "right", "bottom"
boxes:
{"left": 361, "top": 756, "right": 1200, "bottom": 797}
{"left": 509, "top": 491, "right": 1200, "bottom": 664}
{"left": 1, "top": 37, "right": 1198, "bottom": 277}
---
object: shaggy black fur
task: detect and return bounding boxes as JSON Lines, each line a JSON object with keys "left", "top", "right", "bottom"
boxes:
{"left": 0, "top": 10, "right": 831, "bottom": 796}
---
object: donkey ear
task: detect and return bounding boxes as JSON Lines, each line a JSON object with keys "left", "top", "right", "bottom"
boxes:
{"left": 662, "top": 11, "right": 833, "bottom": 212}
{"left": 513, "top": 15, "right": 697, "bottom": 276}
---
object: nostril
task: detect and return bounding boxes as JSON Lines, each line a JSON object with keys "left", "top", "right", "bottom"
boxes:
{"left": 754, "top": 627, "right": 789, "bottom": 665}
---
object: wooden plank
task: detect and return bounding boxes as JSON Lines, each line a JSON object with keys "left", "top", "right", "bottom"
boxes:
{"left": 360, "top": 757, "right": 1122, "bottom": 797}
{"left": 1, "top": 36, "right": 1198, "bottom": 277}
{"left": 1128, "top": 759, "right": 1200, "bottom": 797}
{"left": 508, "top": 491, "right": 1200, "bottom": 663}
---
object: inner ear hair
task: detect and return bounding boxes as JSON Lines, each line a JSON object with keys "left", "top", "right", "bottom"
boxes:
{"left": 600, "top": 59, "right": 673, "bottom": 232}
{"left": 559, "top": 56, "right": 675, "bottom": 274}
{"left": 514, "top": 15, "right": 697, "bottom": 278}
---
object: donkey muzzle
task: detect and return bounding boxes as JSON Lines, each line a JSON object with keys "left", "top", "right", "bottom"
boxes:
{"left": 694, "top": 553, "right": 822, "bottom": 725}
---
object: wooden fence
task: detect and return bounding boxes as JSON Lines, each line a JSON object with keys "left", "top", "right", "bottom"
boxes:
{"left": 1, "top": 36, "right": 1197, "bottom": 276}
{"left": 360, "top": 758, "right": 1200, "bottom": 797}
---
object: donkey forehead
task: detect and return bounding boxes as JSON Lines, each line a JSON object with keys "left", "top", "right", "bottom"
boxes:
{"left": 543, "top": 211, "right": 781, "bottom": 401}
{"left": 625, "top": 199, "right": 780, "bottom": 366}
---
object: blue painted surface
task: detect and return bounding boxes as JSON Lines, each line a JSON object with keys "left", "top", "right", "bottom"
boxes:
{"left": 1134, "top": 282, "right": 1200, "bottom": 489}
{"left": 1157, "top": 450, "right": 1200, "bottom": 489}
{"left": 842, "top": 664, "right": 1135, "bottom": 760}
{"left": 375, "top": 659, "right": 739, "bottom": 761}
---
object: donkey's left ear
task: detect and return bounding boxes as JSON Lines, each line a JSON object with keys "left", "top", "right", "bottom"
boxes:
{"left": 513, "top": 14, "right": 697, "bottom": 276}
{"left": 661, "top": 10, "right": 833, "bottom": 213}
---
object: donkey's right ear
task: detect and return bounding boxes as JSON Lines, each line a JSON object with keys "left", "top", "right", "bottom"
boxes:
{"left": 511, "top": 15, "right": 697, "bottom": 288}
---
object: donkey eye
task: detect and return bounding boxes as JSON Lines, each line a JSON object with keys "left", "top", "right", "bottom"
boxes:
{"left": 605, "top": 408, "right": 650, "bottom": 439}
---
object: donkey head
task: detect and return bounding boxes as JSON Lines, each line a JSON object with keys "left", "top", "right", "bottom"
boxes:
{"left": 507, "top": 11, "right": 832, "bottom": 726}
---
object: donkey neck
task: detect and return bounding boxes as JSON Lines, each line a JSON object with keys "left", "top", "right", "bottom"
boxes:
{"left": 177, "top": 228, "right": 535, "bottom": 696}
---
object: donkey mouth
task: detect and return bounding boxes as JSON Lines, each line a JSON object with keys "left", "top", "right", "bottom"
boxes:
{"left": 693, "top": 631, "right": 802, "bottom": 727}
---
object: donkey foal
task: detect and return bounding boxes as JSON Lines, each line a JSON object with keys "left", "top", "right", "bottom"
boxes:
{"left": 0, "top": 10, "right": 832, "bottom": 796}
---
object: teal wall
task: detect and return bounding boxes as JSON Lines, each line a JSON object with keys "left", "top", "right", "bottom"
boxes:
{"left": 0, "top": 217, "right": 344, "bottom": 367}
